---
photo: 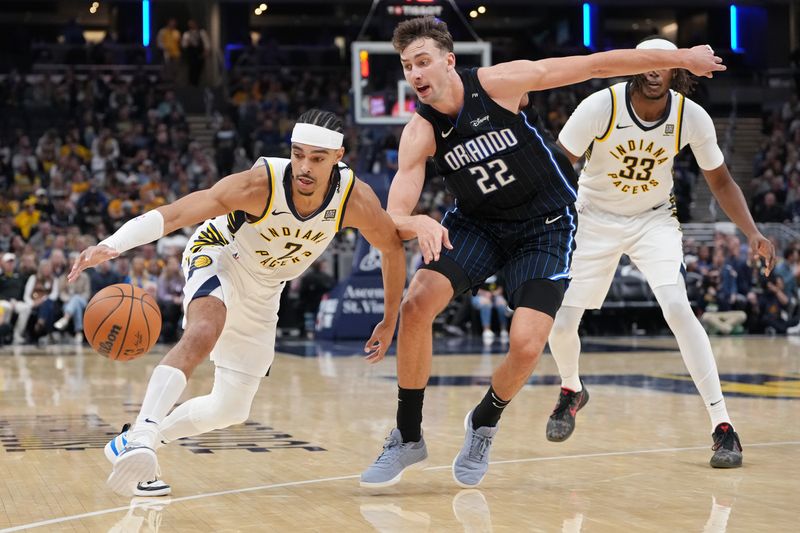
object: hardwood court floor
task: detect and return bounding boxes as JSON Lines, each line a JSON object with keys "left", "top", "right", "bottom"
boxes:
{"left": 0, "top": 335, "right": 798, "bottom": 532}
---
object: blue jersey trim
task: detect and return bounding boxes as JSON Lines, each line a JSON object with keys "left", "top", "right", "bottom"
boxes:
{"left": 520, "top": 111, "right": 578, "bottom": 200}
{"left": 548, "top": 205, "right": 576, "bottom": 281}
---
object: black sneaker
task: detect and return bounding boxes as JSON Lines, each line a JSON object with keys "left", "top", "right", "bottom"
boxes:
{"left": 710, "top": 423, "right": 743, "bottom": 468}
{"left": 546, "top": 380, "right": 589, "bottom": 442}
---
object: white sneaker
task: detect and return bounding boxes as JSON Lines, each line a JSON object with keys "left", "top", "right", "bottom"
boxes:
{"left": 481, "top": 330, "right": 495, "bottom": 344}
{"left": 499, "top": 329, "right": 509, "bottom": 343}
{"left": 54, "top": 316, "right": 69, "bottom": 331}
{"left": 107, "top": 443, "right": 159, "bottom": 497}
{"left": 105, "top": 424, "right": 170, "bottom": 496}
{"left": 786, "top": 322, "right": 800, "bottom": 335}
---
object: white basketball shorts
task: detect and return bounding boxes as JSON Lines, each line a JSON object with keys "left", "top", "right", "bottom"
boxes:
{"left": 181, "top": 244, "right": 283, "bottom": 377}
{"left": 562, "top": 201, "right": 684, "bottom": 310}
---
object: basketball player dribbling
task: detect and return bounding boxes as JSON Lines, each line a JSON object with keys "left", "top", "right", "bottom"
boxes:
{"left": 361, "top": 16, "right": 727, "bottom": 488}
{"left": 68, "top": 109, "right": 407, "bottom": 497}
{"left": 545, "top": 37, "right": 775, "bottom": 468}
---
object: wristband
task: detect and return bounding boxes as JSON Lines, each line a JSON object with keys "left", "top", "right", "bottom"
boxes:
{"left": 99, "top": 210, "right": 165, "bottom": 254}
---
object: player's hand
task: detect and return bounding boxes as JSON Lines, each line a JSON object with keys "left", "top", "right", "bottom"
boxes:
{"left": 749, "top": 233, "right": 776, "bottom": 276}
{"left": 412, "top": 215, "right": 453, "bottom": 264}
{"left": 364, "top": 319, "right": 396, "bottom": 363}
{"left": 68, "top": 245, "right": 119, "bottom": 283}
{"left": 685, "top": 45, "right": 726, "bottom": 78}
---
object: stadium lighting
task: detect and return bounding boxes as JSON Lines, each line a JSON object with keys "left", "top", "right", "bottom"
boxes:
{"left": 583, "top": 3, "right": 593, "bottom": 49}
{"left": 478, "top": 6, "right": 486, "bottom": 14}
{"left": 142, "top": 0, "right": 150, "bottom": 46}
{"left": 259, "top": 3, "right": 267, "bottom": 10}
{"left": 89, "top": 6, "right": 97, "bottom": 14}
{"left": 255, "top": 8, "right": 262, "bottom": 15}
{"left": 469, "top": 10, "right": 478, "bottom": 18}
{"left": 730, "top": 5, "right": 741, "bottom": 52}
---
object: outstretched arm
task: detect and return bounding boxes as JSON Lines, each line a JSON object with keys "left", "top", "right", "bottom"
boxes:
{"left": 704, "top": 163, "right": 776, "bottom": 274}
{"left": 480, "top": 45, "right": 724, "bottom": 110}
{"left": 342, "top": 179, "right": 406, "bottom": 363}
{"left": 68, "top": 165, "right": 270, "bottom": 282}
{"left": 387, "top": 114, "right": 453, "bottom": 263}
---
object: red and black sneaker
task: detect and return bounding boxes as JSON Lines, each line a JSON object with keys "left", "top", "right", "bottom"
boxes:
{"left": 710, "top": 423, "right": 743, "bottom": 468}
{"left": 545, "top": 380, "right": 589, "bottom": 442}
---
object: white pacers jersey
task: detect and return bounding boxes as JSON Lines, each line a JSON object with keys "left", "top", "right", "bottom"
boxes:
{"left": 180, "top": 157, "right": 355, "bottom": 377}
{"left": 187, "top": 156, "right": 355, "bottom": 282}
{"left": 559, "top": 81, "right": 724, "bottom": 215}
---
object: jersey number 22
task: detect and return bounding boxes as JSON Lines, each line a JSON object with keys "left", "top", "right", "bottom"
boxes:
{"left": 469, "top": 159, "right": 516, "bottom": 194}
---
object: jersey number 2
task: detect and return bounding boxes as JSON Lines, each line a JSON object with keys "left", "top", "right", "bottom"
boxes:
{"left": 470, "top": 159, "right": 516, "bottom": 194}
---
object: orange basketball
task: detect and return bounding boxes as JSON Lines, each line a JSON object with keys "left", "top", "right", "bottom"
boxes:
{"left": 83, "top": 283, "right": 162, "bottom": 361}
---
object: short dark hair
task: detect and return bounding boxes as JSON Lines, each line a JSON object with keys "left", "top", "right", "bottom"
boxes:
{"left": 296, "top": 109, "right": 343, "bottom": 134}
{"left": 631, "top": 36, "right": 696, "bottom": 96}
{"left": 392, "top": 16, "right": 453, "bottom": 54}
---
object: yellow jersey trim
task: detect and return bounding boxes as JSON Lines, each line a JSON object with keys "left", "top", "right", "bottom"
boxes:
{"left": 335, "top": 170, "right": 356, "bottom": 231}
{"left": 675, "top": 94, "right": 685, "bottom": 153}
{"left": 595, "top": 87, "right": 617, "bottom": 142}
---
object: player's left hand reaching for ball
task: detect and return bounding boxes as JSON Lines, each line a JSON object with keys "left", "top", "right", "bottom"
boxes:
{"left": 748, "top": 233, "right": 776, "bottom": 276}
{"left": 364, "top": 319, "right": 396, "bottom": 363}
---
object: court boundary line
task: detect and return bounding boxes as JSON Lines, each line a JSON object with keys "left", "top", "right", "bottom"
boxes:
{"left": 3, "top": 440, "right": 799, "bottom": 532}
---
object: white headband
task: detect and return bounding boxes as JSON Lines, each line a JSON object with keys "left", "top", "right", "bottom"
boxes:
{"left": 291, "top": 123, "right": 343, "bottom": 150}
{"left": 636, "top": 38, "right": 678, "bottom": 51}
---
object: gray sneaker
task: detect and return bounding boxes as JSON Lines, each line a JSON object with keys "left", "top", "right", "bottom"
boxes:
{"left": 360, "top": 428, "right": 428, "bottom": 488}
{"left": 452, "top": 411, "right": 498, "bottom": 488}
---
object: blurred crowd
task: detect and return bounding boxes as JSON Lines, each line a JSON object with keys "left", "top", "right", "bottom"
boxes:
{"left": 752, "top": 93, "right": 800, "bottom": 222}
{"left": 2, "top": 64, "right": 799, "bottom": 346}
{"left": 0, "top": 71, "right": 197, "bottom": 345}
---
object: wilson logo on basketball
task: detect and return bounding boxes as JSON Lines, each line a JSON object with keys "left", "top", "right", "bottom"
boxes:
{"left": 98, "top": 324, "right": 122, "bottom": 355}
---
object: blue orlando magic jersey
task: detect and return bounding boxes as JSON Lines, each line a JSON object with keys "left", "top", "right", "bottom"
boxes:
{"left": 416, "top": 68, "right": 578, "bottom": 220}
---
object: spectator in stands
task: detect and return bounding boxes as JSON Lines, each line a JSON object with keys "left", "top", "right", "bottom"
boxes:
{"left": 14, "top": 197, "right": 41, "bottom": 240}
{"left": 773, "top": 245, "right": 800, "bottom": 299}
{"left": 89, "top": 260, "right": 121, "bottom": 296}
{"left": 745, "top": 273, "right": 799, "bottom": 334}
{"left": 472, "top": 275, "right": 509, "bottom": 344}
{"left": 298, "top": 259, "right": 335, "bottom": 338}
{"left": 157, "top": 19, "right": 182, "bottom": 79}
{"left": 182, "top": 19, "right": 210, "bottom": 86}
{"left": 23, "top": 259, "right": 58, "bottom": 343}
{"left": 54, "top": 251, "right": 90, "bottom": 342}
{"left": 752, "top": 191, "right": 786, "bottom": 222}
{"left": 0, "top": 253, "right": 31, "bottom": 344}
{"left": 125, "top": 256, "right": 157, "bottom": 289}
{"left": 214, "top": 116, "right": 238, "bottom": 175}
{"left": 156, "top": 256, "right": 185, "bottom": 343}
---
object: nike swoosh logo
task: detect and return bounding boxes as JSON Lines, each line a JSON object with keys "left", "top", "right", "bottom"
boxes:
{"left": 710, "top": 399, "right": 723, "bottom": 406}
{"left": 271, "top": 209, "right": 291, "bottom": 216}
{"left": 545, "top": 215, "right": 563, "bottom": 224}
{"left": 441, "top": 127, "right": 454, "bottom": 138}
{"left": 616, "top": 124, "right": 633, "bottom": 129}
{"left": 144, "top": 418, "right": 157, "bottom": 424}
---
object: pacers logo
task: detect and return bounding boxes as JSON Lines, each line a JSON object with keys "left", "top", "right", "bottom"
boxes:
{"left": 188, "top": 255, "right": 212, "bottom": 280}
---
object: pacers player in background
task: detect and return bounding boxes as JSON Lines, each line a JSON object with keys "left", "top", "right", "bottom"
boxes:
{"left": 68, "top": 109, "right": 406, "bottom": 496}
{"left": 361, "top": 17, "right": 727, "bottom": 489}
{"left": 545, "top": 37, "right": 775, "bottom": 468}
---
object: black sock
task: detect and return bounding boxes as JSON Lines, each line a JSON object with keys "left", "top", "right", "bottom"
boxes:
{"left": 396, "top": 387, "right": 425, "bottom": 442}
{"left": 471, "top": 386, "right": 510, "bottom": 429}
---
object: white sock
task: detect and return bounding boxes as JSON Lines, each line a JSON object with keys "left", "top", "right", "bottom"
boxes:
{"left": 130, "top": 364, "right": 188, "bottom": 447}
{"left": 653, "top": 279, "right": 731, "bottom": 432}
{"left": 548, "top": 306, "right": 585, "bottom": 392}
